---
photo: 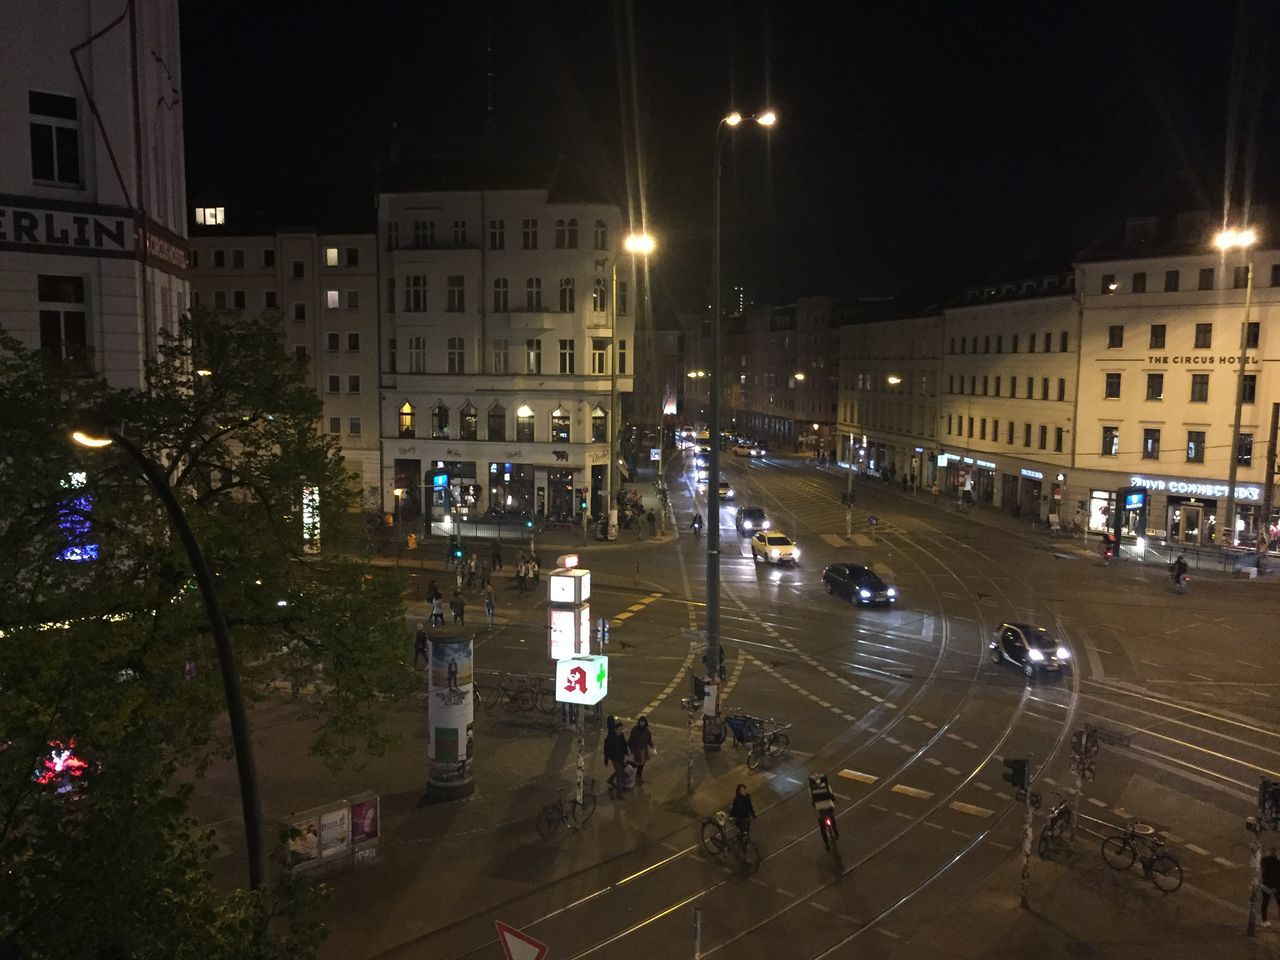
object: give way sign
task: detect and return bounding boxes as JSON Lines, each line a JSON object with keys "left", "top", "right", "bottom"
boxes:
{"left": 495, "top": 921, "right": 548, "bottom": 960}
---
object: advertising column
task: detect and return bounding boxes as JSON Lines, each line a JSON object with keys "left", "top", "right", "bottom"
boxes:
{"left": 425, "top": 630, "right": 476, "bottom": 800}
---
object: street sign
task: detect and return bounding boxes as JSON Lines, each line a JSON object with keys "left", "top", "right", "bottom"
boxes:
{"left": 495, "top": 921, "right": 548, "bottom": 960}
{"left": 555, "top": 655, "right": 608, "bottom": 705}
{"left": 867, "top": 515, "right": 879, "bottom": 526}
{"left": 598, "top": 617, "right": 610, "bottom": 645}
{"left": 650, "top": 447, "right": 661, "bottom": 461}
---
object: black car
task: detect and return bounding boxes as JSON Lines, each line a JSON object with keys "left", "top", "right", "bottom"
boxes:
{"left": 989, "top": 623, "right": 1071, "bottom": 678}
{"left": 822, "top": 563, "right": 897, "bottom": 605}
{"left": 735, "top": 506, "right": 770, "bottom": 535}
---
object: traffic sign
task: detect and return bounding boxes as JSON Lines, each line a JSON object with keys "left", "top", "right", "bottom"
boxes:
{"left": 495, "top": 921, "right": 547, "bottom": 960}
{"left": 867, "top": 515, "right": 879, "bottom": 526}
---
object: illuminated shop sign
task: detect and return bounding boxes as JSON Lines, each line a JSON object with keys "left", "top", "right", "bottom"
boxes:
{"left": 1020, "top": 468, "right": 1044, "bottom": 480}
{"left": 1145, "top": 354, "right": 1258, "bottom": 366}
{"left": 1128, "top": 475, "right": 1261, "bottom": 501}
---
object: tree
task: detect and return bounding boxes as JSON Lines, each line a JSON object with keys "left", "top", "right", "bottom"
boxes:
{"left": 0, "top": 310, "right": 412, "bottom": 957}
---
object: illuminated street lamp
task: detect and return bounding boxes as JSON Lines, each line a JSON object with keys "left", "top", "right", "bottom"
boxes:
{"left": 1215, "top": 226, "right": 1259, "bottom": 549}
{"left": 687, "top": 369, "right": 708, "bottom": 378}
{"left": 71, "top": 417, "right": 267, "bottom": 891}
{"left": 887, "top": 375, "right": 902, "bottom": 385}
{"left": 791, "top": 371, "right": 806, "bottom": 382}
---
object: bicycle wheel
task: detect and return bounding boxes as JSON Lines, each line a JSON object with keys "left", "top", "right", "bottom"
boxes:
{"left": 746, "top": 743, "right": 764, "bottom": 770}
{"left": 1101, "top": 835, "right": 1135, "bottom": 870}
{"left": 536, "top": 688, "right": 559, "bottom": 715}
{"left": 507, "top": 685, "right": 537, "bottom": 713}
{"left": 536, "top": 805, "right": 561, "bottom": 838}
{"left": 571, "top": 792, "right": 598, "bottom": 826}
{"left": 738, "top": 838, "right": 761, "bottom": 874}
{"left": 700, "top": 820, "right": 726, "bottom": 855}
{"left": 768, "top": 732, "right": 790, "bottom": 758}
{"left": 1149, "top": 853, "right": 1183, "bottom": 892}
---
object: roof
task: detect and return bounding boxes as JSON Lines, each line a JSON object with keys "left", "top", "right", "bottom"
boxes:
{"left": 1076, "top": 208, "right": 1279, "bottom": 262}
{"left": 945, "top": 260, "right": 1075, "bottom": 309}
{"left": 375, "top": 152, "right": 623, "bottom": 207}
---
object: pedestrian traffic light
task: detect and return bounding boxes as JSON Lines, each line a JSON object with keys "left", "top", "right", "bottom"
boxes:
{"left": 579, "top": 488, "right": 589, "bottom": 511}
{"left": 1002, "top": 758, "right": 1028, "bottom": 790}
{"left": 525, "top": 517, "right": 534, "bottom": 529}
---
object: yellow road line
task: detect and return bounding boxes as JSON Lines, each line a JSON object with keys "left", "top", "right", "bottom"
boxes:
{"left": 891, "top": 784, "right": 934, "bottom": 800}
{"left": 949, "top": 801, "right": 994, "bottom": 818}
{"left": 838, "top": 769, "right": 878, "bottom": 784}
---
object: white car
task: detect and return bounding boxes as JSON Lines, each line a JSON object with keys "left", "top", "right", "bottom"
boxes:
{"left": 718, "top": 481, "right": 735, "bottom": 500}
{"left": 732, "top": 443, "right": 760, "bottom": 457}
{"left": 751, "top": 531, "right": 799, "bottom": 564}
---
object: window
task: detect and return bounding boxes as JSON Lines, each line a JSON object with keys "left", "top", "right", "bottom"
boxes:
{"left": 1012, "top": 334, "right": 1019, "bottom": 352}
{"left": 413, "top": 220, "right": 434, "bottom": 247}
{"left": 1186, "top": 430, "right": 1205, "bottom": 463}
{"left": 525, "top": 277, "right": 543, "bottom": 310}
{"left": 1024, "top": 423, "right": 1032, "bottom": 447}
{"left": 984, "top": 336, "right": 990, "bottom": 353}
{"left": 522, "top": 218, "right": 538, "bottom": 249}
{"left": 619, "top": 339, "right": 627, "bottom": 374}
{"left": 293, "top": 303, "right": 306, "bottom": 322}
{"left": 1142, "top": 429, "right": 1160, "bottom": 459}
{"left": 29, "top": 91, "right": 81, "bottom": 185}
{"left": 328, "top": 417, "right": 341, "bottom": 435}
{"left": 618, "top": 281, "right": 629, "bottom": 315}
{"left": 493, "top": 278, "right": 509, "bottom": 312}
{"left": 231, "top": 249, "right": 244, "bottom": 269}
{"left": 1272, "top": 263, "right": 1280, "bottom": 287}
{"left": 967, "top": 417, "right": 973, "bottom": 438}
{"left": 447, "top": 336, "right": 465, "bottom": 373}
{"left": 979, "top": 418, "right": 987, "bottom": 440}
{"left": 946, "top": 414, "right": 953, "bottom": 434}
{"left": 347, "top": 332, "right": 360, "bottom": 352}
{"left": 594, "top": 220, "right": 607, "bottom": 251}
{"left": 591, "top": 407, "right": 607, "bottom": 442}
{"left": 490, "top": 219, "right": 505, "bottom": 250}
{"left": 1010, "top": 377, "right": 1017, "bottom": 398}
{"left": 1243, "top": 374, "right": 1257, "bottom": 403}
{"left": 432, "top": 404, "right": 449, "bottom": 439}
{"left": 566, "top": 219, "right": 579, "bottom": 249}
{"left": 447, "top": 275, "right": 465, "bottom": 312}
{"left": 1101, "top": 273, "right": 1117, "bottom": 294}
{"left": 346, "top": 248, "right": 358, "bottom": 267}
{"left": 1059, "top": 331, "right": 1068, "bottom": 352}
{"left": 191, "top": 290, "right": 201, "bottom": 307}
{"left": 592, "top": 337, "right": 609, "bottom": 374}
{"left": 326, "top": 289, "right": 340, "bottom": 309}
{"left": 492, "top": 338, "right": 510, "bottom": 374}
{"left": 1238, "top": 433, "right": 1254, "bottom": 466}
{"left": 551, "top": 408, "right": 571, "bottom": 442}
{"left": 516, "top": 408, "right": 535, "bottom": 442}
{"left": 948, "top": 374, "right": 955, "bottom": 394}
{"left": 1247, "top": 321, "right": 1260, "bottom": 348}
{"left": 214, "top": 291, "right": 227, "bottom": 309}
{"left": 1041, "top": 376, "right": 1049, "bottom": 399}
{"left": 994, "top": 375, "right": 1001, "bottom": 395}
{"left": 1007, "top": 421, "right": 1014, "bottom": 444}
{"left": 558, "top": 338, "right": 576, "bottom": 374}
{"left": 1041, "top": 332, "right": 1050, "bottom": 353}
{"left": 407, "top": 336, "right": 425, "bottom": 373}
{"left": 460, "top": 404, "right": 478, "bottom": 441}
{"left": 526, "top": 338, "right": 542, "bottom": 374}
{"left": 213, "top": 249, "right": 226, "bottom": 269}
{"left": 1194, "top": 323, "right": 1212, "bottom": 349}
{"left": 195, "top": 206, "right": 224, "bottom": 225}
{"left": 386, "top": 277, "right": 396, "bottom": 313}
{"left": 1101, "top": 426, "right": 1119, "bottom": 457}
{"left": 1107, "top": 325, "right": 1124, "bottom": 348}
{"left": 347, "top": 375, "right": 360, "bottom": 394}
{"left": 348, "top": 417, "right": 362, "bottom": 436}
{"left": 559, "top": 277, "right": 575, "bottom": 312}
{"left": 1025, "top": 376, "right": 1032, "bottom": 398}
{"left": 37, "top": 275, "right": 88, "bottom": 367}
{"left": 405, "top": 275, "right": 426, "bottom": 311}
{"left": 325, "top": 247, "right": 339, "bottom": 267}
{"left": 982, "top": 375, "right": 989, "bottom": 395}
{"left": 386, "top": 222, "right": 399, "bottom": 251}
{"left": 387, "top": 338, "right": 396, "bottom": 373}
{"left": 292, "top": 260, "right": 305, "bottom": 280}
{"left": 294, "top": 344, "right": 307, "bottom": 363}
{"left": 233, "top": 290, "right": 245, "bottom": 309}
{"left": 453, "top": 220, "right": 466, "bottom": 246}
{"left": 1234, "top": 265, "right": 1249, "bottom": 289}
{"left": 1057, "top": 378, "right": 1066, "bottom": 401}
{"left": 398, "top": 402, "right": 415, "bottom": 438}
{"left": 1146, "top": 373, "right": 1164, "bottom": 400}
{"left": 345, "top": 289, "right": 358, "bottom": 309}
{"left": 488, "top": 405, "right": 506, "bottom": 441}
{"left": 1190, "top": 373, "right": 1209, "bottom": 402}
{"left": 1039, "top": 425, "right": 1047, "bottom": 450}
{"left": 1054, "top": 427, "right": 1064, "bottom": 452}
{"left": 1149, "top": 324, "right": 1166, "bottom": 349}
{"left": 1164, "top": 269, "right": 1180, "bottom": 292}
{"left": 263, "top": 248, "right": 276, "bottom": 268}
{"left": 1132, "top": 272, "right": 1147, "bottom": 293}
{"left": 190, "top": 251, "right": 199, "bottom": 269}
{"left": 326, "top": 332, "right": 340, "bottom": 352}
{"left": 1198, "top": 267, "right": 1214, "bottom": 291}
{"left": 326, "top": 374, "right": 339, "bottom": 393}
{"left": 996, "top": 335, "right": 1003, "bottom": 352}
{"left": 592, "top": 277, "right": 606, "bottom": 312}
{"left": 1029, "top": 335, "right": 1035, "bottom": 353}
{"left": 554, "top": 219, "right": 566, "bottom": 248}
{"left": 264, "top": 290, "right": 278, "bottom": 309}
{"left": 1104, "top": 372, "right": 1121, "bottom": 398}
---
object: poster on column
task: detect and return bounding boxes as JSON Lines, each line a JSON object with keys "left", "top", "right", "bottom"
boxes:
{"left": 319, "top": 806, "right": 350, "bottom": 858}
{"left": 427, "top": 635, "right": 475, "bottom": 793}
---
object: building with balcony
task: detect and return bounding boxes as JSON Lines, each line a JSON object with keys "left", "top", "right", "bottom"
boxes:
{"left": 0, "top": 0, "right": 188, "bottom": 388}
{"left": 377, "top": 183, "right": 634, "bottom": 523}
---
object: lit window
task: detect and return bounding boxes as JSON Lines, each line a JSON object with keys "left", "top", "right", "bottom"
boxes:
{"left": 460, "top": 404, "right": 478, "bottom": 440}
{"left": 432, "top": 404, "right": 450, "bottom": 439}
{"left": 326, "top": 289, "right": 340, "bottom": 309}
{"left": 551, "top": 407, "right": 571, "bottom": 442}
{"left": 195, "top": 206, "right": 225, "bottom": 226}
{"left": 325, "top": 247, "right": 338, "bottom": 267}
{"left": 398, "top": 401, "right": 415, "bottom": 438}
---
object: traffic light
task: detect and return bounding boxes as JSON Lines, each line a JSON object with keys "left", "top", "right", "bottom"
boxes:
{"left": 1002, "top": 758, "right": 1028, "bottom": 790}
{"left": 449, "top": 535, "right": 464, "bottom": 560}
{"left": 579, "top": 488, "right": 589, "bottom": 511}
{"left": 524, "top": 517, "right": 534, "bottom": 529}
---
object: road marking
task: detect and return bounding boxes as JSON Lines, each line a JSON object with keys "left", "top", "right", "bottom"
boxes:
{"left": 748, "top": 876, "right": 769, "bottom": 887}
{"left": 839, "top": 769, "right": 878, "bottom": 784}
{"left": 922, "top": 721, "right": 938, "bottom": 730}
{"left": 1185, "top": 843, "right": 1211, "bottom": 857}
{"left": 1239, "top": 660, "right": 1264, "bottom": 669}
{"left": 810, "top": 902, "right": 831, "bottom": 913}
{"left": 925, "top": 757, "right": 942, "bottom": 766}
{"left": 852, "top": 534, "right": 874, "bottom": 547}
{"left": 990, "top": 840, "right": 1013, "bottom": 850}
{"left": 974, "top": 782, "right": 992, "bottom": 791}
{"left": 614, "top": 611, "right": 633, "bottom": 620}
{"left": 923, "top": 821, "right": 944, "bottom": 830}
{"left": 842, "top": 713, "right": 856, "bottom": 722}
{"left": 909, "top": 714, "right": 924, "bottom": 722}
{"left": 1087, "top": 797, "right": 1108, "bottom": 808}
{"left": 950, "top": 801, "right": 994, "bottom": 818}
{"left": 1214, "top": 856, "right": 1237, "bottom": 868}
{"left": 899, "top": 743, "right": 914, "bottom": 752}
{"left": 1043, "top": 777, "right": 1057, "bottom": 786}
{"left": 625, "top": 604, "right": 646, "bottom": 612}
{"left": 875, "top": 928, "right": 901, "bottom": 940}
{"left": 884, "top": 736, "right": 900, "bottom": 745}
{"left": 777, "top": 888, "right": 796, "bottom": 898}
{"left": 944, "top": 766, "right": 962, "bottom": 775}
{"left": 1189, "top": 672, "right": 1215, "bottom": 682}
{"left": 962, "top": 739, "right": 979, "bottom": 749}
{"left": 821, "top": 534, "right": 846, "bottom": 547}
{"left": 946, "top": 733, "right": 963, "bottom": 742}
{"left": 1138, "top": 659, "right": 1162, "bottom": 668}
{"left": 891, "top": 784, "right": 934, "bottom": 800}
{"left": 995, "top": 791, "right": 1011, "bottom": 800}
{"left": 950, "top": 829, "right": 970, "bottom": 839}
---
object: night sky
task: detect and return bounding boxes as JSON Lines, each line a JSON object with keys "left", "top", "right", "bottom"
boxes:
{"left": 181, "top": 0, "right": 1279, "bottom": 313}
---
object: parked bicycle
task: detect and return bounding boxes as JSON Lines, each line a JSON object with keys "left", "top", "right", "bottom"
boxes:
{"left": 724, "top": 713, "right": 792, "bottom": 769}
{"left": 536, "top": 781, "right": 597, "bottom": 838}
{"left": 700, "top": 810, "right": 760, "bottom": 873}
{"left": 1101, "top": 822, "right": 1182, "bottom": 892}
{"left": 1037, "top": 792, "right": 1074, "bottom": 859}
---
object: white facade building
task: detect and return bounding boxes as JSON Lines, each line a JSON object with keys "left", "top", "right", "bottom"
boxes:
{"left": 377, "top": 187, "right": 634, "bottom": 524}
{"left": 187, "top": 226, "right": 382, "bottom": 503}
{"left": 0, "top": 1, "right": 188, "bottom": 387}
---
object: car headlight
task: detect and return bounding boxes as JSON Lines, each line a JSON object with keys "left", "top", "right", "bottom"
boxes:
{"left": 792, "top": 548, "right": 800, "bottom": 558}
{"left": 886, "top": 587, "right": 896, "bottom": 597}
{"left": 1027, "top": 648, "right": 1045, "bottom": 662}
{"left": 770, "top": 550, "right": 780, "bottom": 559}
{"left": 859, "top": 588, "right": 871, "bottom": 599}
{"left": 1056, "top": 646, "right": 1071, "bottom": 660}
{"left": 743, "top": 520, "right": 752, "bottom": 529}
{"left": 762, "top": 520, "right": 771, "bottom": 529}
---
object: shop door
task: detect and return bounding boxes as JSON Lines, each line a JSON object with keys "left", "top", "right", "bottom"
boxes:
{"left": 1179, "top": 505, "right": 1203, "bottom": 545}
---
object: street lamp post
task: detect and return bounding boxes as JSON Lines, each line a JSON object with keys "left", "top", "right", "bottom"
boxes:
{"left": 72, "top": 424, "right": 268, "bottom": 891}
{"left": 705, "top": 109, "right": 775, "bottom": 697}
{"left": 1216, "top": 226, "right": 1258, "bottom": 548}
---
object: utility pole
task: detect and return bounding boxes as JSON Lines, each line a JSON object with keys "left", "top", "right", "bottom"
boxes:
{"left": 1258, "top": 402, "right": 1279, "bottom": 575}
{"left": 1224, "top": 249, "right": 1255, "bottom": 547}
{"left": 1020, "top": 755, "right": 1034, "bottom": 909}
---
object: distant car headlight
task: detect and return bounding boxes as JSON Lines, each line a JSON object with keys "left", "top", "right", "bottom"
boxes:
{"left": 886, "top": 587, "right": 896, "bottom": 597}
{"left": 1056, "top": 646, "right": 1071, "bottom": 660}
{"left": 859, "top": 588, "right": 871, "bottom": 599}
{"left": 762, "top": 520, "right": 771, "bottom": 529}
{"left": 1027, "top": 648, "right": 1045, "bottom": 662}
{"left": 743, "top": 520, "right": 753, "bottom": 530}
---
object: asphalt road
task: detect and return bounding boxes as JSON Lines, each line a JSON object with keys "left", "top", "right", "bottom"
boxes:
{"left": 195, "top": 451, "right": 1280, "bottom": 959}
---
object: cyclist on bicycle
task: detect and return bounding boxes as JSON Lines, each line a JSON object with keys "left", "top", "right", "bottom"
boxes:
{"left": 808, "top": 773, "right": 838, "bottom": 849}
{"left": 729, "top": 783, "right": 756, "bottom": 837}
{"left": 691, "top": 512, "right": 704, "bottom": 536}
{"left": 1170, "top": 553, "right": 1188, "bottom": 587}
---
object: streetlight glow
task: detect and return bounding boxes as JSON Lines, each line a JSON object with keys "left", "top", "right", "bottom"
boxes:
{"left": 71, "top": 430, "right": 113, "bottom": 449}
{"left": 756, "top": 110, "right": 777, "bottom": 127}
{"left": 623, "top": 232, "right": 656, "bottom": 256}
{"left": 687, "top": 370, "right": 708, "bottom": 379}
{"left": 887, "top": 375, "right": 902, "bottom": 385}
{"left": 516, "top": 404, "right": 534, "bottom": 417}
{"left": 195, "top": 368, "right": 213, "bottom": 377}
{"left": 1215, "top": 226, "right": 1259, "bottom": 251}
{"left": 792, "top": 371, "right": 806, "bottom": 381}
{"left": 724, "top": 111, "right": 743, "bottom": 126}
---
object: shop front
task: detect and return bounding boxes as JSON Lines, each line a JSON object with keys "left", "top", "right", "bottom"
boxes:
{"left": 939, "top": 452, "right": 995, "bottom": 505}
{"left": 1166, "top": 496, "right": 1216, "bottom": 546}
{"left": 489, "top": 462, "right": 535, "bottom": 515}
{"left": 1127, "top": 474, "right": 1264, "bottom": 547}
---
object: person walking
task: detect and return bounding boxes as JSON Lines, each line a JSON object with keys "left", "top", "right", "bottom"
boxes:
{"left": 467, "top": 554, "right": 478, "bottom": 589}
{"left": 413, "top": 622, "right": 428, "bottom": 668}
{"left": 603, "top": 721, "right": 630, "bottom": 792}
{"left": 530, "top": 554, "right": 540, "bottom": 586}
{"left": 1262, "top": 847, "right": 1280, "bottom": 926}
{"left": 483, "top": 583, "right": 496, "bottom": 627}
{"left": 628, "top": 716, "right": 654, "bottom": 784}
{"left": 450, "top": 589, "right": 465, "bottom": 625}
{"left": 479, "top": 558, "right": 492, "bottom": 588}
{"left": 455, "top": 562, "right": 465, "bottom": 592}
{"left": 515, "top": 557, "right": 527, "bottom": 593}
{"left": 490, "top": 539, "right": 503, "bottom": 571}
{"left": 430, "top": 592, "right": 445, "bottom": 627}
{"left": 647, "top": 509, "right": 657, "bottom": 537}
{"left": 426, "top": 579, "right": 438, "bottom": 600}
{"left": 931, "top": 481, "right": 939, "bottom": 503}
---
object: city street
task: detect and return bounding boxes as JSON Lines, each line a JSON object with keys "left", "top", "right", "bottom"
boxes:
{"left": 188, "top": 452, "right": 1280, "bottom": 959}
